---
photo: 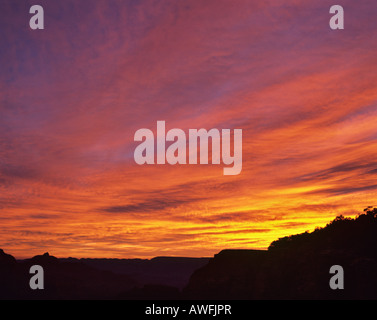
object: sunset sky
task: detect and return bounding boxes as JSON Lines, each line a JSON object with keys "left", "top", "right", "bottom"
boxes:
{"left": 1, "top": 0, "right": 377, "bottom": 259}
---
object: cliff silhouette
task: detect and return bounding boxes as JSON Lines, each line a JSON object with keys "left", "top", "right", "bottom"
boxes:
{"left": 184, "top": 207, "right": 377, "bottom": 299}
{"left": 1, "top": 207, "right": 376, "bottom": 299}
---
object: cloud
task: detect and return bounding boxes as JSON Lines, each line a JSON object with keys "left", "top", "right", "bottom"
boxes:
{"left": 102, "top": 197, "right": 204, "bottom": 214}
{"left": 0, "top": 163, "right": 39, "bottom": 181}
{"left": 294, "top": 161, "right": 377, "bottom": 183}
{"left": 307, "top": 184, "right": 377, "bottom": 197}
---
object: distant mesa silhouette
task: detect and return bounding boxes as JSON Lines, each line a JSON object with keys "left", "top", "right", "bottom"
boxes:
{"left": 27, "top": 252, "right": 59, "bottom": 266}
{"left": 1, "top": 207, "right": 377, "bottom": 299}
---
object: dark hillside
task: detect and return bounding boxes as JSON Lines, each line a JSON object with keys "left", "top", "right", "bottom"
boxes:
{"left": 184, "top": 208, "right": 377, "bottom": 299}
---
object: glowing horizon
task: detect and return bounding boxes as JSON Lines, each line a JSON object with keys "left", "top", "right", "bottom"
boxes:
{"left": 1, "top": 0, "right": 377, "bottom": 259}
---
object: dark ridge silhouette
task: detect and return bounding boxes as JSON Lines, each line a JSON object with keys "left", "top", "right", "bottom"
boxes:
{"left": 0, "top": 250, "right": 209, "bottom": 299}
{"left": 73, "top": 256, "right": 210, "bottom": 289}
{"left": 1, "top": 251, "right": 137, "bottom": 299}
{"left": 1, "top": 207, "right": 376, "bottom": 299}
{"left": 183, "top": 208, "right": 377, "bottom": 299}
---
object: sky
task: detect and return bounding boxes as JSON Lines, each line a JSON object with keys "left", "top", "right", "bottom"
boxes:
{"left": 1, "top": 0, "right": 377, "bottom": 259}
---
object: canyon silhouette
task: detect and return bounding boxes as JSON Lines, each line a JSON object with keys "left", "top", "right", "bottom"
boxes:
{"left": 1, "top": 207, "right": 376, "bottom": 300}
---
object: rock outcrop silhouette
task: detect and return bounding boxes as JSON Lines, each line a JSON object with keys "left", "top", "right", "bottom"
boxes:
{"left": 183, "top": 208, "right": 377, "bottom": 299}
